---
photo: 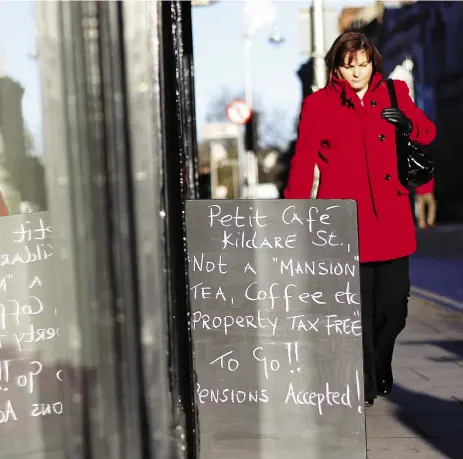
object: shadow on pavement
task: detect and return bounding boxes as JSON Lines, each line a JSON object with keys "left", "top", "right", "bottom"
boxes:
{"left": 384, "top": 337, "right": 463, "bottom": 458}
{"left": 404, "top": 339, "right": 463, "bottom": 364}
{"left": 398, "top": 339, "right": 463, "bottom": 365}
{"left": 386, "top": 384, "right": 463, "bottom": 459}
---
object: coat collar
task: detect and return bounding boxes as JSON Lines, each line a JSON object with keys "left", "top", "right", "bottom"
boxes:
{"left": 326, "top": 72, "right": 384, "bottom": 109}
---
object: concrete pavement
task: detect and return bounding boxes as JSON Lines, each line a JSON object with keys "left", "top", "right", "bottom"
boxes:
{"left": 366, "top": 294, "right": 463, "bottom": 459}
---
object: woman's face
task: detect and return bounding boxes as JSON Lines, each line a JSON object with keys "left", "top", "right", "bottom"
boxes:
{"left": 337, "top": 50, "right": 373, "bottom": 93}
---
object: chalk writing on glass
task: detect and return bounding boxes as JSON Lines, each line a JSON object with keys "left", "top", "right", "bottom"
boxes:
{"left": 0, "top": 215, "right": 64, "bottom": 424}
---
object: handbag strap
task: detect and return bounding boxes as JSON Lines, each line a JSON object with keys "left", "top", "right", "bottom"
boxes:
{"left": 385, "top": 78, "right": 398, "bottom": 109}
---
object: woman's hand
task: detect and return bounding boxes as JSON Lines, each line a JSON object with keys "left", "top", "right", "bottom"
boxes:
{"left": 381, "top": 108, "right": 413, "bottom": 135}
{"left": 415, "top": 192, "right": 436, "bottom": 229}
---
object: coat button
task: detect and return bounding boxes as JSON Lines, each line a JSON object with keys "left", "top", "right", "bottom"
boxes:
{"left": 371, "top": 100, "right": 377, "bottom": 106}
{"left": 385, "top": 174, "right": 391, "bottom": 180}
{"left": 379, "top": 134, "right": 385, "bottom": 141}
{"left": 425, "top": 128, "right": 429, "bottom": 134}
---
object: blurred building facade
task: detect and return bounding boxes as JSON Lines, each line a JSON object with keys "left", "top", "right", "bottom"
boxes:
{"left": 340, "top": 1, "right": 463, "bottom": 223}
{"left": 0, "top": 76, "right": 47, "bottom": 214}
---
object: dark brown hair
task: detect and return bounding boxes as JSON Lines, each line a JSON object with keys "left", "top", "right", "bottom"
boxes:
{"left": 325, "top": 32, "right": 383, "bottom": 83}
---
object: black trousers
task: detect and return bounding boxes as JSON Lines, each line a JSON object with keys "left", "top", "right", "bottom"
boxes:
{"left": 360, "top": 256, "right": 410, "bottom": 400}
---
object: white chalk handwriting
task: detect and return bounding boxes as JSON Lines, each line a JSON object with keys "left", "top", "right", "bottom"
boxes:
{"left": 188, "top": 203, "right": 364, "bottom": 414}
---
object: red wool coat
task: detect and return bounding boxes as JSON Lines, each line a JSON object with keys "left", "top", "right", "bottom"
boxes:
{"left": 285, "top": 72, "right": 436, "bottom": 263}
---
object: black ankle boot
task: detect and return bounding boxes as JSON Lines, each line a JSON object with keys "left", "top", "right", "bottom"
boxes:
{"left": 365, "top": 398, "right": 375, "bottom": 407}
{"left": 376, "top": 372, "right": 393, "bottom": 396}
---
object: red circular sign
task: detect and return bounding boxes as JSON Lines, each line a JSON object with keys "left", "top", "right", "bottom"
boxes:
{"left": 226, "top": 99, "right": 252, "bottom": 125}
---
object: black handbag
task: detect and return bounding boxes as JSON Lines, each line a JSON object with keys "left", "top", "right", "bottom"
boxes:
{"left": 385, "top": 79, "right": 435, "bottom": 190}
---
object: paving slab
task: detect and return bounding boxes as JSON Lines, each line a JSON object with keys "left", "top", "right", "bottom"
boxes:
{"left": 366, "top": 295, "right": 463, "bottom": 459}
{"left": 367, "top": 437, "right": 462, "bottom": 459}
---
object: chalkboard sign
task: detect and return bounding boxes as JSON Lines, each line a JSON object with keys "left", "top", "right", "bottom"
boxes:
{"left": 0, "top": 212, "right": 71, "bottom": 458}
{"left": 186, "top": 200, "right": 366, "bottom": 459}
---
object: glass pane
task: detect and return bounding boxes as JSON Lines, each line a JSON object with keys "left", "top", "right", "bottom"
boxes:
{"left": 0, "top": 1, "right": 46, "bottom": 215}
{"left": 0, "top": 3, "right": 73, "bottom": 457}
{"left": 0, "top": 1, "right": 152, "bottom": 457}
{"left": 0, "top": 2, "right": 69, "bottom": 457}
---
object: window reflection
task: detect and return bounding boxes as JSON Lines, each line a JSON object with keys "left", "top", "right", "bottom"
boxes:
{"left": 0, "top": 2, "right": 70, "bottom": 458}
{"left": 0, "top": 1, "right": 184, "bottom": 457}
{"left": 0, "top": 1, "right": 46, "bottom": 216}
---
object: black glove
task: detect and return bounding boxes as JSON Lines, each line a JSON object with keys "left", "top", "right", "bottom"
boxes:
{"left": 381, "top": 108, "right": 413, "bottom": 135}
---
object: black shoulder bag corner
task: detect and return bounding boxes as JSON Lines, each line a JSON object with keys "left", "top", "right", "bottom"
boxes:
{"left": 385, "top": 79, "right": 435, "bottom": 190}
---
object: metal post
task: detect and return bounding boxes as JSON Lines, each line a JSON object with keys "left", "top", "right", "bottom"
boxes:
{"left": 243, "top": 33, "right": 257, "bottom": 199}
{"left": 311, "top": 0, "right": 325, "bottom": 197}
{"left": 312, "top": 0, "right": 326, "bottom": 89}
{"left": 210, "top": 153, "right": 218, "bottom": 199}
{"left": 244, "top": 35, "right": 253, "bottom": 109}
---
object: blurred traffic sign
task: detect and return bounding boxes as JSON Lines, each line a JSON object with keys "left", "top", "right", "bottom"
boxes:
{"left": 225, "top": 99, "right": 252, "bottom": 125}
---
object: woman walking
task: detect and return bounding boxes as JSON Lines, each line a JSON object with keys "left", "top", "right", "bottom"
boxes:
{"left": 284, "top": 32, "right": 436, "bottom": 406}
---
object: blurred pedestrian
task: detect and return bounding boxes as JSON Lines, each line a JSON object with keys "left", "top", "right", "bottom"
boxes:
{"left": 284, "top": 32, "right": 436, "bottom": 407}
{"left": 414, "top": 182, "right": 437, "bottom": 229}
